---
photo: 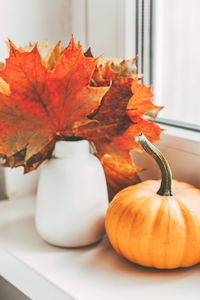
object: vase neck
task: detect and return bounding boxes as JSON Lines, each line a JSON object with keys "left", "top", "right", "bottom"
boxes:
{"left": 54, "top": 140, "right": 90, "bottom": 159}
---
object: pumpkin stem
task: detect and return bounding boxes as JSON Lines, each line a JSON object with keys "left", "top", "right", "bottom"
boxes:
{"left": 136, "top": 132, "right": 174, "bottom": 196}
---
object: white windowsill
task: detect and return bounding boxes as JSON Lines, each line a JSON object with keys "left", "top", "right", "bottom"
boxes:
{"left": 0, "top": 195, "right": 200, "bottom": 300}
{"left": 157, "top": 123, "right": 200, "bottom": 154}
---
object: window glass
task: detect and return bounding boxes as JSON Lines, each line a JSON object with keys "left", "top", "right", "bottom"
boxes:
{"left": 152, "top": 0, "right": 200, "bottom": 128}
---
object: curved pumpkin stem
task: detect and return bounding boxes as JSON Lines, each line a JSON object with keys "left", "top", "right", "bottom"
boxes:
{"left": 136, "top": 132, "right": 174, "bottom": 196}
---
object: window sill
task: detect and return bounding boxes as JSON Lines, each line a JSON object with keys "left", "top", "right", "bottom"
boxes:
{"left": 155, "top": 122, "right": 200, "bottom": 154}
{"left": 0, "top": 195, "right": 200, "bottom": 300}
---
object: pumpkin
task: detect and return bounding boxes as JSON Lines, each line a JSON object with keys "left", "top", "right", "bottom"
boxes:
{"left": 105, "top": 132, "right": 200, "bottom": 269}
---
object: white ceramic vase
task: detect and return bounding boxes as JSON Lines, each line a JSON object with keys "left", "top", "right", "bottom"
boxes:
{"left": 36, "top": 140, "right": 109, "bottom": 247}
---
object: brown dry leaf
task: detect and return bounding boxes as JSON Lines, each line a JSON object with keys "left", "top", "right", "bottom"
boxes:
{"left": 94, "top": 56, "right": 137, "bottom": 82}
{"left": 37, "top": 40, "right": 64, "bottom": 70}
{"left": 145, "top": 106, "right": 164, "bottom": 119}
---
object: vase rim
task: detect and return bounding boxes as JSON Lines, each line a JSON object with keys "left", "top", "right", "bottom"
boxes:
{"left": 56, "top": 139, "right": 89, "bottom": 144}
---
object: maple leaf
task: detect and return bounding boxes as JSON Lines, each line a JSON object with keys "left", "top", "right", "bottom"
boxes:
{"left": 0, "top": 40, "right": 63, "bottom": 99}
{"left": 0, "top": 37, "right": 109, "bottom": 171}
{"left": 74, "top": 77, "right": 163, "bottom": 200}
{"left": 75, "top": 78, "right": 162, "bottom": 149}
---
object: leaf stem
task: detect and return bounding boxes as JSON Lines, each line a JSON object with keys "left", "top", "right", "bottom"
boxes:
{"left": 135, "top": 132, "right": 174, "bottom": 196}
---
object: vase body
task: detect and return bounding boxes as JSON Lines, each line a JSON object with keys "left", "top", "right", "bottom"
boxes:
{"left": 36, "top": 140, "right": 108, "bottom": 247}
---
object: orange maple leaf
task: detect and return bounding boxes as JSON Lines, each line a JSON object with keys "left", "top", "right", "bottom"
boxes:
{"left": 0, "top": 37, "right": 109, "bottom": 171}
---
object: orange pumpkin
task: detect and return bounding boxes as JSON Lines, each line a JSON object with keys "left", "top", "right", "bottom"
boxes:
{"left": 105, "top": 132, "right": 200, "bottom": 269}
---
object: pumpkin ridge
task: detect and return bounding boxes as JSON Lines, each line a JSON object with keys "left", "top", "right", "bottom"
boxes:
{"left": 175, "top": 196, "right": 200, "bottom": 267}
{"left": 115, "top": 201, "right": 134, "bottom": 256}
{"left": 105, "top": 198, "right": 128, "bottom": 254}
{"left": 128, "top": 194, "right": 157, "bottom": 266}
{"left": 177, "top": 197, "right": 194, "bottom": 267}
{"left": 149, "top": 196, "right": 170, "bottom": 268}
{"left": 112, "top": 193, "right": 148, "bottom": 259}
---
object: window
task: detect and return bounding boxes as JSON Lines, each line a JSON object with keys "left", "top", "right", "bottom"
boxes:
{"left": 152, "top": 0, "right": 200, "bottom": 130}
{"left": 132, "top": 0, "right": 200, "bottom": 130}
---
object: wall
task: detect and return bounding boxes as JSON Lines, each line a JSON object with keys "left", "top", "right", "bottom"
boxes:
{"left": 0, "top": 0, "right": 72, "bottom": 60}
